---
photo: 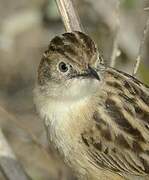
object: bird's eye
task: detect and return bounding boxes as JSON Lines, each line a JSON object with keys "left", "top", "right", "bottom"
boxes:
{"left": 58, "top": 62, "right": 69, "bottom": 73}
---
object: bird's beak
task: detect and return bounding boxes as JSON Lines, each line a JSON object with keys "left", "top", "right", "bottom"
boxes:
{"left": 86, "top": 66, "right": 100, "bottom": 81}
{"left": 73, "top": 66, "right": 100, "bottom": 81}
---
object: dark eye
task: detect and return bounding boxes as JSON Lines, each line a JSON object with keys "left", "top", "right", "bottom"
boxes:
{"left": 58, "top": 62, "right": 68, "bottom": 72}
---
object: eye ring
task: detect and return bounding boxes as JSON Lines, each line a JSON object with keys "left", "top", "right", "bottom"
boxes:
{"left": 58, "top": 61, "right": 69, "bottom": 73}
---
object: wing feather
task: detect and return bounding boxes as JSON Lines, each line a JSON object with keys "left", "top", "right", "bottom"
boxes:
{"left": 81, "top": 68, "right": 149, "bottom": 176}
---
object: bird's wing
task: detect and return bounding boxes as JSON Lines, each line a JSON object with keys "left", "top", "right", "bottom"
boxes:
{"left": 81, "top": 68, "right": 149, "bottom": 175}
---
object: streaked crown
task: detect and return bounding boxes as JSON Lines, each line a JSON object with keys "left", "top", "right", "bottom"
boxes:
{"left": 44, "top": 31, "right": 102, "bottom": 68}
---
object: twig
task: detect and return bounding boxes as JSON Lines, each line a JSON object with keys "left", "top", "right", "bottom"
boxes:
{"left": 86, "top": 0, "right": 140, "bottom": 64}
{"left": 55, "top": 0, "right": 83, "bottom": 32}
{"left": 0, "top": 105, "right": 51, "bottom": 163}
{"left": 133, "top": 16, "right": 149, "bottom": 76}
{"left": 110, "top": 0, "right": 120, "bottom": 67}
{"left": 144, "top": 7, "right": 149, "bottom": 11}
{"left": 0, "top": 129, "right": 31, "bottom": 180}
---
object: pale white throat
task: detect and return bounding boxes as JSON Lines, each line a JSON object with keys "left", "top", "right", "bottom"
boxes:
{"left": 34, "top": 77, "right": 100, "bottom": 125}
{"left": 34, "top": 77, "right": 100, "bottom": 160}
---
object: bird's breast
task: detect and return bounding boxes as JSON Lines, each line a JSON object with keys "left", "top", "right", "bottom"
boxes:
{"left": 42, "top": 97, "right": 92, "bottom": 156}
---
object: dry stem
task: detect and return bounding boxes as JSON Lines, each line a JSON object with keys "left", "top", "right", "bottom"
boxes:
{"left": 55, "top": 0, "right": 83, "bottom": 32}
{"left": 133, "top": 16, "right": 149, "bottom": 76}
{"left": 110, "top": 0, "right": 120, "bottom": 67}
{"left": 0, "top": 129, "right": 31, "bottom": 180}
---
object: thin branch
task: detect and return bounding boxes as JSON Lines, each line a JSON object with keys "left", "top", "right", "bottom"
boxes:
{"left": 55, "top": 0, "right": 83, "bottom": 32}
{"left": 133, "top": 16, "right": 149, "bottom": 76}
{"left": 0, "top": 129, "right": 31, "bottom": 180}
{"left": 86, "top": 0, "right": 140, "bottom": 65}
{"left": 110, "top": 0, "right": 120, "bottom": 67}
{"left": 144, "top": 7, "right": 149, "bottom": 11}
{"left": 0, "top": 105, "right": 51, "bottom": 163}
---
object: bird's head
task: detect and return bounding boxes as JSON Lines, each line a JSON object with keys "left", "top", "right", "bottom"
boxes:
{"left": 36, "top": 31, "right": 104, "bottom": 101}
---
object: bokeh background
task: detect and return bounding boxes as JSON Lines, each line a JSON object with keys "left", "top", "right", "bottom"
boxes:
{"left": 0, "top": 0, "right": 149, "bottom": 179}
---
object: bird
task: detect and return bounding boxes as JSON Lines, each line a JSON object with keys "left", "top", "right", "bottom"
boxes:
{"left": 34, "top": 31, "right": 149, "bottom": 180}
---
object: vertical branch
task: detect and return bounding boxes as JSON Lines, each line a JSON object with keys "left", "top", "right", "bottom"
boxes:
{"left": 110, "top": 0, "right": 120, "bottom": 67}
{"left": 133, "top": 16, "right": 149, "bottom": 76}
{"left": 55, "top": 0, "right": 83, "bottom": 32}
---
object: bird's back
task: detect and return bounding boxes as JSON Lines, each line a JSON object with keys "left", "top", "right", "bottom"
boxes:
{"left": 81, "top": 67, "right": 149, "bottom": 179}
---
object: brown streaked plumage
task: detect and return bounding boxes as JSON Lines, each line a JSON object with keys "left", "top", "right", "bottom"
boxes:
{"left": 34, "top": 31, "right": 149, "bottom": 180}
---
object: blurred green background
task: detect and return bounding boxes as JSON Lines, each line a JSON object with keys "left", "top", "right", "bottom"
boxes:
{"left": 0, "top": 0, "right": 149, "bottom": 179}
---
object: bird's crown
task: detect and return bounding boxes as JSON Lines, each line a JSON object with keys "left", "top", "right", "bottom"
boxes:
{"left": 44, "top": 31, "right": 101, "bottom": 68}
